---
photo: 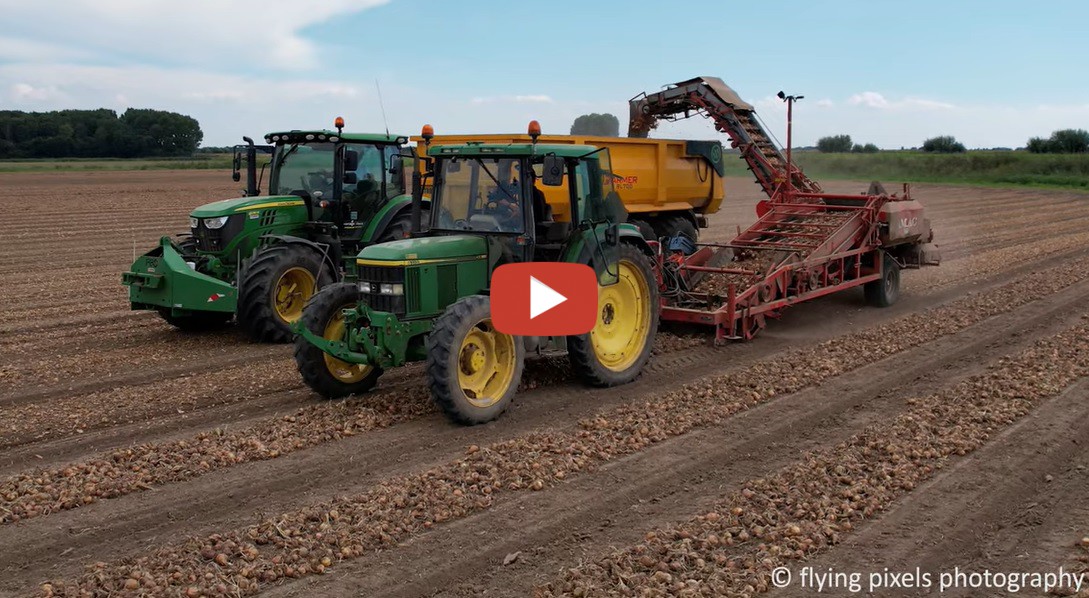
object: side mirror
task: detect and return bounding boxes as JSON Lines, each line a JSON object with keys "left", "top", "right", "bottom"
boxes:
{"left": 231, "top": 153, "right": 241, "bottom": 182}
{"left": 388, "top": 153, "right": 403, "bottom": 179}
{"left": 541, "top": 155, "right": 564, "bottom": 186}
{"left": 343, "top": 171, "right": 358, "bottom": 185}
{"left": 344, "top": 149, "right": 360, "bottom": 173}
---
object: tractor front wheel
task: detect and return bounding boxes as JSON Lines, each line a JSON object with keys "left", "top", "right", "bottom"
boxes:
{"left": 378, "top": 210, "right": 430, "bottom": 243}
{"left": 294, "top": 282, "right": 383, "bottom": 398}
{"left": 427, "top": 295, "right": 525, "bottom": 425}
{"left": 569, "top": 243, "right": 660, "bottom": 387}
{"left": 238, "top": 244, "right": 333, "bottom": 342}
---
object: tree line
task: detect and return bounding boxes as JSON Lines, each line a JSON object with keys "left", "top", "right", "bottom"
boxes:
{"left": 817, "top": 129, "right": 1089, "bottom": 154}
{"left": 0, "top": 108, "right": 203, "bottom": 159}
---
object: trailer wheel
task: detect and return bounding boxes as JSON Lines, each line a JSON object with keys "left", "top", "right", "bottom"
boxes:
{"left": 427, "top": 295, "right": 525, "bottom": 425}
{"left": 627, "top": 217, "right": 657, "bottom": 241}
{"left": 156, "top": 308, "right": 233, "bottom": 332}
{"left": 865, "top": 252, "right": 900, "bottom": 307}
{"left": 294, "top": 283, "right": 383, "bottom": 398}
{"left": 569, "top": 244, "right": 660, "bottom": 387}
{"left": 378, "top": 210, "right": 430, "bottom": 243}
{"left": 238, "top": 244, "right": 333, "bottom": 342}
{"left": 652, "top": 214, "right": 698, "bottom": 242}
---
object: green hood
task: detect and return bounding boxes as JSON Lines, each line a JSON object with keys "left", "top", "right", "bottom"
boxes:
{"left": 357, "top": 235, "right": 487, "bottom": 264}
{"left": 190, "top": 195, "right": 305, "bottom": 218}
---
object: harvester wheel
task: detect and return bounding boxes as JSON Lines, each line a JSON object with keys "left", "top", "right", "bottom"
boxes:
{"left": 427, "top": 295, "right": 524, "bottom": 425}
{"left": 238, "top": 244, "right": 333, "bottom": 342}
{"left": 293, "top": 282, "right": 383, "bottom": 398}
{"left": 652, "top": 214, "right": 698, "bottom": 242}
{"left": 865, "top": 252, "right": 900, "bottom": 307}
{"left": 569, "top": 244, "right": 660, "bottom": 387}
{"left": 627, "top": 217, "right": 657, "bottom": 241}
{"left": 156, "top": 308, "right": 233, "bottom": 332}
{"left": 378, "top": 210, "right": 430, "bottom": 243}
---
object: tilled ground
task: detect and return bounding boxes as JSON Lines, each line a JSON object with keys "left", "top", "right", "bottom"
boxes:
{"left": 2, "top": 171, "right": 1089, "bottom": 597}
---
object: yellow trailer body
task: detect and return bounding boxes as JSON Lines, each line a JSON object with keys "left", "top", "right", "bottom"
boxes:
{"left": 414, "top": 134, "right": 725, "bottom": 229}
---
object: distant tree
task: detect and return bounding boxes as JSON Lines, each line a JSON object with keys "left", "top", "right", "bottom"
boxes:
{"left": 852, "top": 143, "right": 880, "bottom": 153}
{"left": 921, "top": 135, "right": 966, "bottom": 153}
{"left": 570, "top": 113, "right": 620, "bottom": 136}
{"left": 816, "top": 134, "right": 853, "bottom": 153}
{"left": 0, "top": 108, "right": 202, "bottom": 158}
{"left": 1029, "top": 129, "right": 1089, "bottom": 153}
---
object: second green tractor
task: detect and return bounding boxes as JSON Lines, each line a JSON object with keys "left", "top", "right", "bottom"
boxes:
{"left": 293, "top": 130, "right": 660, "bottom": 424}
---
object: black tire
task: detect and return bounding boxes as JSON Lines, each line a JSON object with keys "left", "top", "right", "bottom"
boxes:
{"left": 426, "top": 295, "right": 525, "bottom": 425}
{"left": 569, "top": 243, "right": 660, "bottom": 387}
{"left": 864, "top": 252, "right": 900, "bottom": 307}
{"left": 156, "top": 308, "right": 233, "bottom": 332}
{"left": 237, "top": 243, "right": 334, "bottom": 342}
{"left": 377, "top": 210, "right": 429, "bottom": 243}
{"left": 652, "top": 213, "right": 698, "bottom": 242}
{"left": 627, "top": 217, "right": 657, "bottom": 241}
{"left": 293, "top": 282, "right": 383, "bottom": 398}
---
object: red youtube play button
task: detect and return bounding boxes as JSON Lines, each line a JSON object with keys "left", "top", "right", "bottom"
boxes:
{"left": 492, "top": 263, "right": 597, "bottom": 336}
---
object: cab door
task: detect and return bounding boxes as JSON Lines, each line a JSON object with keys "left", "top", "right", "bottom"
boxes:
{"left": 571, "top": 153, "right": 620, "bottom": 286}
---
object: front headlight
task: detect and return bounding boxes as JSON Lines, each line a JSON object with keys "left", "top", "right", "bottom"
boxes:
{"left": 203, "top": 216, "right": 230, "bottom": 230}
{"left": 189, "top": 217, "right": 199, "bottom": 229}
{"left": 379, "top": 283, "right": 404, "bottom": 295}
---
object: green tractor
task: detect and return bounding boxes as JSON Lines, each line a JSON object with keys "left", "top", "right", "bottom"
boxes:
{"left": 123, "top": 119, "right": 426, "bottom": 342}
{"left": 293, "top": 125, "right": 660, "bottom": 424}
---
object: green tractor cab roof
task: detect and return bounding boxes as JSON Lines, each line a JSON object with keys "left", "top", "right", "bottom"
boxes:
{"left": 264, "top": 130, "right": 408, "bottom": 145}
{"left": 427, "top": 143, "right": 599, "bottom": 158}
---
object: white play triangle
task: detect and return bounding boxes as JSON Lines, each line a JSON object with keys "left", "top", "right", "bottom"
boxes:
{"left": 529, "top": 275, "right": 567, "bottom": 319}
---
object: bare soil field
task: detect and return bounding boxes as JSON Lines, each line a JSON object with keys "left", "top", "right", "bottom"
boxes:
{"left": 1, "top": 170, "right": 1088, "bottom": 597}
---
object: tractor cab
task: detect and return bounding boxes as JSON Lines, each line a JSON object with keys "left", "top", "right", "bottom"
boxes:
{"left": 262, "top": 123, "right": 409, "bottom": 246}
{"left": 419, "top": 122, "right": 630, "bottom": 280}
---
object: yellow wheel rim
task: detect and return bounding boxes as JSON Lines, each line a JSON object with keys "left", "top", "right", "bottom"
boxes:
{"left": 274, "top": 267, "right": 316, "bottom": 323}
{"left": 322, "top": 306, "right": 374, "bottom": 384}
{"left": 457, "top": 320, "right": 517, "bottom": 408}
{"left": 590, "top": 259, "right": 651, "bottom": 372}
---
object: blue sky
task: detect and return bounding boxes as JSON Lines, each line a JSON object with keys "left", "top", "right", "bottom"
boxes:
{"left": 2, "top": 0, "right": 1086, "bottom": 148}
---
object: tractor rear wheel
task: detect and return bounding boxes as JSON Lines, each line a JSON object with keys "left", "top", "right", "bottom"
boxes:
{"left": 378, "top": 210, "right": 429, "bottom": 243}
{"left": 238, "top": 244, "right": 333, "bottom": 342}
{"left": 427, "top": 295, "right": 524, "bottom": 425}
{"left": 156, "top": 308, "right": 233, "bottom": 332}
{"left": 294, "top": 282, "right": 383, "bottom": 398}
{"left": 569, "top": 243, "right": 660, "bottom": 387}
{"left": 864, "top": 252, "right": 900, "bottom": 307}
{"left": 652, "top": 214, "right": 698, "bottom": 242}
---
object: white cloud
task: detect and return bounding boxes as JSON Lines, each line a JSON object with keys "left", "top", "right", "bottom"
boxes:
{"left": 848, "top": 91, "right": 954, "bottom": 111}
{"left": 816, "top": 99, "right": 834, "bottom": 108}
{"left": 0, "top": 0, "right": 389, "bottom": 71}
{"left": 9, "top": 82, "right": 63, "bottom": 102}
{"left": 470, "top": 94, "right": 555, "bottom": 105}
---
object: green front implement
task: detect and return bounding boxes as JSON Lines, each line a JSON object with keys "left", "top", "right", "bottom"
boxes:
{"left": 123, "top": 236, "right": 237, "bottom": 315}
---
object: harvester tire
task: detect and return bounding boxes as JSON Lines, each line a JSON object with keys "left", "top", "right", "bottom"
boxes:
{"left": 156, "top": 308, "right": 233, "bottom": 332}
{"left": 627, "top": 217, "right": 657, "bottom": 241}
{"left": 238, "top": 243, "right": 333, "bottom": 343}
{"left": 568, "top": 243, "right": 660, "bottom": 387}
{"left": 427, "top": 295, "right": 524, "bottom": 425}
{"left": 652, "top": 214, "right": 698, "bottom": 242}
{"left": 378, "top": 210, "right": 429, "bottom": 243}
{"left": 865, "top": 252, "right": 900, "bottom": 307}
{"left": 294, "top": 282, "right": 383, "bottom": 398}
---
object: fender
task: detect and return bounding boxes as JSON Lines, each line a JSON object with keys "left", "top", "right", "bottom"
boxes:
{"left": 259, "top": 233, "right": 342, "bottom": 281}
{"left": 562, "top": 223, "right": 653, "bottom": 270}
{"left": 361, "top": 195, "right": 432, "bottom": 246}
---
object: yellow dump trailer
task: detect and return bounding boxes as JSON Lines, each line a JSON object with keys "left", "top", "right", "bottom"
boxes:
{"left": 414, "top": 134, "right": 725, "bottom": 240}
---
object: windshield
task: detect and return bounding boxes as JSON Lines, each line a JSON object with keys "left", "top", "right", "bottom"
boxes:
{"left": 433, "top": 157, "right": 526, "bottom": 233}
{"left": 269, "top": 142, "right": 389, "bottom": 199}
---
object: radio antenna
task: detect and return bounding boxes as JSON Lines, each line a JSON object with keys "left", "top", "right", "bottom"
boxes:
{"left": 375, "top": 79, "right": 390, "bottom": 137}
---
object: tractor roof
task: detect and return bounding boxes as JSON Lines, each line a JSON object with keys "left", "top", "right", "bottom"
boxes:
{"left": 263, "top": 130, "right": 407, "bottom": 145}
{"left": 427, "top": 143, "right": 599, "bottom": 159}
